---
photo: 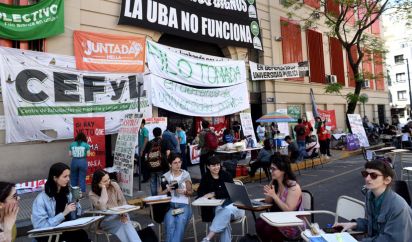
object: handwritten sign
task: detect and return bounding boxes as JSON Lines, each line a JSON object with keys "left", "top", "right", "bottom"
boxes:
{"left": 240, "top": 113, "right": 258, "bottom": 144}
{"left": 347, "top": 114, "right": 370, "bottom": 147}
{"left": 113, "top": 113, "right": 142, "bottom": 196}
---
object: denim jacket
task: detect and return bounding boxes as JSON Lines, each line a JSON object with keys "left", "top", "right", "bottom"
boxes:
{"left": 356, "top": 189, "right": 412, "bottom": 242}
{"left": 31, "top": 191, "right": 77, "bottom": 228}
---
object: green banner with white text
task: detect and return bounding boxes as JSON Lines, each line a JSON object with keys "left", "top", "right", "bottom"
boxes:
{"left": 0, "top": 0, "right": 64, "bottom": 41}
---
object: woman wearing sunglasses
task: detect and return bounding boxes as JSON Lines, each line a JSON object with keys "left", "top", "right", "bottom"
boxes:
{"left": 0, "top": 182, "right": 19, "bottom": 242}
{"left": 335, "top": 160, "right": 412, "bottom": 241}
{"left": 89, "top": 169, "right": 141, "bottom": 242}
{"left": 255, "top": 154, "right": 304, "bottom": 241}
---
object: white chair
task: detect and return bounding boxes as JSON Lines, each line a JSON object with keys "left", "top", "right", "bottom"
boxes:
{"left": 400, "top": 152, "right": 412, "bottom": 187}
{"left": 301, "top": 190, "right": 314, "bottom": 223}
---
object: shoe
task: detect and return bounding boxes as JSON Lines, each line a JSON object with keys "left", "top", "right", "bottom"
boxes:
{"left": 325, "top": 156, "right": 330, "bottom": 159}
{"left": 201, "top": 238, "right": 210, "bottom": 242}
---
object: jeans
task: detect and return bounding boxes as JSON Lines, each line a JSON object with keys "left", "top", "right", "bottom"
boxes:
{"left": 209, "top": 203, "right": 245, "bottom": 242}
{"left": 100, "top": 214, "right": 141, "bottom": 242}
{"left": 150, "top": 172, "right": 162, "bottom": 196}
{"left": 70, "top": 158, "right": 88, "bottom": 192}
{"left": 297, "top": 141, "right": 306, "bottom": 149}
{"left": 164, "top": 203, "right": 192, "bottom": 242}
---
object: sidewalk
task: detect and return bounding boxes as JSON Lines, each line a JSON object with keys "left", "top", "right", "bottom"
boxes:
{"left": 14, "top": 148, "right": 361, "bottom": 240}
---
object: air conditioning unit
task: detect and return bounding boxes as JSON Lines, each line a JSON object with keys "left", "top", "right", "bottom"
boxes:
{"left": 362, "top": 79, "right": 370, "bottom": 89}
{"left": 326, "top": 75, "right": 337, "bottom": 84}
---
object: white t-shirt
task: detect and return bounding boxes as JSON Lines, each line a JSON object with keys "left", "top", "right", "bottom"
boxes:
{"left": 166, "top": 170, "right": 190, "bottom": 204}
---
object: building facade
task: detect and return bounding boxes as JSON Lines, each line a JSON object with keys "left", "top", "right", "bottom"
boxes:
{"left": 0, "top": 0, "right": 390, "bottom": 182}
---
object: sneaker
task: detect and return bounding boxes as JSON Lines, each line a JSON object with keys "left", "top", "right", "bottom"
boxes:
{"left": 325, "top": 155, "right": 330, "bottom": 159}
{"left": 201, "top": 238, "right": 210, "bottom": 242}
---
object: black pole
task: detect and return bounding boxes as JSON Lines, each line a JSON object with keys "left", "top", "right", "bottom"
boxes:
{"left": 406, "top": 59, "right": 412, "bottom": 116}
{"left": 137, "top": 80, "right": 142, "bottom": 191}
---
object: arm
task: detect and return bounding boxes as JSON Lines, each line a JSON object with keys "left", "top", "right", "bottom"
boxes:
{"left": 89, "top": 187, "right": 109, "bottom": 210}
{"left": 31, "top": 195, "right": 69, "bottom": 228}
{"left": 112, "top": 182, "right": 127, "bottom": 206}
{"left": 264, "top": 183, "right": 302, "bottom": 211}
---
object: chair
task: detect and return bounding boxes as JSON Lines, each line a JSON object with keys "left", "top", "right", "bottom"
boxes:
{"left": 301, "top": 190, "right": 314, "bottom": 223}
{"left": 88, "top": 200, "right": 112, "bottom": 242}
{"left": 334, "top": 195, "right": 365, "bottom": 223}
{"left": 392, "top": 180, "right": 412, "bottom": 206}
{"left": 400, "top": 152, "right": 412, "bottom": 187}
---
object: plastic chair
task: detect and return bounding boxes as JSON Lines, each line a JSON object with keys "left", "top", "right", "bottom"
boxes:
{"left": 400, "top": 152, "right": 412, "bottom": 187}
{"left": 334, "top": 195, "right": 365, "bottom": 223}
{"left": 301, "top": 190, "right": 314, "bottom": 223}
{"left": 88, "top": 200, "right": 112, "bottom": 242}
{"left": 392, "top": 180, "right": 412, "bottom": 206}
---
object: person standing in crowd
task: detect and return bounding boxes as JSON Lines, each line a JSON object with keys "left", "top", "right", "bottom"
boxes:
{"left": 270, "top": 122, "right": 280, "bottom": 137}
{"left": 294, "top": 119, "right": 306, "bottom": 149}
{"left": 335, "top": 160, "right": 412, "bottom": 241}
{"left": 302, "top": 116, "right": 313, "bottom": 143}
{"left": 198, "top": 120, "right": 218, "bottom": 177}
{"left": 325, "top": 127, "right": 332, "bottom": 157}
{"left": 159, "top": 153, "right": 193, "bottom": 242}
{"left": 144, "top": 127, "right": 170, "bottom": 196}
{"left": 89, "top": 170, "right": 141, "bottom": 242}
{"left": 69, "top": 132, "right": 90, "bottom": 193}
{"left": 137, "top": 119, "right": 150, "bottom": 182}
{"left": 222, "top": 129, "right": 234, "bottom": 144}
{"left": 249, "top": 139, "right": 274, "bottom": 177}
{"left": 0, "top": 182, "right": 19, "bottom": 242}
{"left": 255, "top": 155, "right": 304, "bottom": 241}
{"left": 232, "top": 121, "right": 242, "bottom": 142}
{"left": 198, "top": 156, "right": 245, "bottom": 242}
{"left": 316, "top": 117, "right": 329, "bottom": 159}
{"left": 163, "top": 124, "right": 180, "bottom": 155}
{"left": 32, "top": 163, "right": 91, "bottom": 242}
{"left": 256, "top": 123, "right": 266, "bottom": 142}
{"left": 176, "top": 124, "right": 188, "bottom": 170}
{"left": 284, "top": 136, "right": 306, "bottom": 163}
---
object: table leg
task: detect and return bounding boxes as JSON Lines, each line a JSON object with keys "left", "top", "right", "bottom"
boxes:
{"left": 251, "top": 211, "right": 257, "bottom": 222}
{"left": 54, "top": 234, "right": 60, "bottom": 242}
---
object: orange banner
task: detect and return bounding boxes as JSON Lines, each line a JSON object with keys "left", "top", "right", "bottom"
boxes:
{"left": 74, "top": 30, "right": 145, "bottom": 73}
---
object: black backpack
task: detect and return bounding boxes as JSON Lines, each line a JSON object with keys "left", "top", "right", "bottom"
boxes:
{"left": 239, "top": 234, "right": 261, "bottom": 242}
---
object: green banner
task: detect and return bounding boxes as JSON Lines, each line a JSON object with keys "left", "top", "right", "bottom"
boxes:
{"left": 0, "top": 0, "right": 64, "bottom": 41}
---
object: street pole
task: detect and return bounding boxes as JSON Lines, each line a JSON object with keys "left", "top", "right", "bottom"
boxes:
{"left": 137, "top": 76, "right": 143, "bottom": 191}
{"left": 405, "top": 58, "right": 412, "bottom": 116}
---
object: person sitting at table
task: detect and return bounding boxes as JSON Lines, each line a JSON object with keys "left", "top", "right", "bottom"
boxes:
{"left": 0, "top": 181, "right": 19, "bottom": 242}
{"left": 249, "top": 138, "right": 273, "bottom": 177}
{"left": 89, "top": 169, "right": 141, "bottom": 242}
{"left": 222, "top": 129, "right": 234, "bottom": 144}
{"left": 198, "top": 156, "right": 245, "bottom": 242}
{"left": 158, "top": 153, "right": 193, "bottom": 242}
{"left": 334, "top": 160, "right": 412, "bottom": 241}
{"left": 31, "top": 163, "right": 90, "bottom": 242}
{"left": 255, "top": 154, "right": 304, "bottom": 241}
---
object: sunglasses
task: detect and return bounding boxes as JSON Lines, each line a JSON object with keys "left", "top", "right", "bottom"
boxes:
{"left": 361, "top": 171, "right": 383, "bottom": 180}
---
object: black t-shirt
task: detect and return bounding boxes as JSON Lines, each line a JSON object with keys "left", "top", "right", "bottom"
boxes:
{"left": 55, "top": 192, "right": 71, "bottom": 222}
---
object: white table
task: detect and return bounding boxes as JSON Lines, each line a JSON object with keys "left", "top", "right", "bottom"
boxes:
{"left": 85, "top": 204, "right": 140, "bottom": 215}
{"left": 215, "top": 147, "right": 263, "bottom": 154}
{"left": 260, "top": 211, "right": 311, "bottom": 227}
{"left": 192, "top": 197, "right": 224, "bottom": 207}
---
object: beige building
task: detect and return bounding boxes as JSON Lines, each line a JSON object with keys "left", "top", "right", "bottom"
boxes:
{"left": 0, "top": 0, "right": 389, "bottom": 182}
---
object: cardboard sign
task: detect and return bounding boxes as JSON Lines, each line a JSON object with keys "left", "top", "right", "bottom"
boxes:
{"left": 347, "top": 114, "right": 370, "bottom": 147}
{"left": 74, "top": 31, "right": 145, "bottom": 73}
{"left": 240, "top": 113, "right": 258, "bottom": 144}
{"left": 73, "top": 117, "right": 106, "bottom": 184}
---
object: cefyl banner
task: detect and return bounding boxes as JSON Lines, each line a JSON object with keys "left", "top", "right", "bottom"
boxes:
{"left": 249, "top": 61, "right": 310, "bottom": 80}
{"left": 147, "top": 40, "right": 246, "bottom": 87}
{"left": 149, "top": 74, "right": 249, "bottom": 117}
{"left": 119, "top": 0, "right": 262, "bottom": 50}
{"left": 0, "top": 47, "right": 151, "bottom": 143}
{"left": 347, "top": 114, "right": 370, "bottom": 147}
{"left": 0, "top": 0, "right": 64, "bottom": 40}
{"left": 74, "top": 31, "right": 146, "bottom": 73}
{"left": 73, "top": 117, "right": 106, "bottom": 184}
{"left": 317, "top": 109, "right": 337, "bottom": 130}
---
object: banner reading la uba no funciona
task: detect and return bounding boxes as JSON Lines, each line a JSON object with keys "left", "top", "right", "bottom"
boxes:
{"left": 0, "top": 47, "right": 151, "bottom": 143}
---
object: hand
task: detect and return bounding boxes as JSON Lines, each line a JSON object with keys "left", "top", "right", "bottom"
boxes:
{"left": 3, "top": 203, "right": 19, "bottom": 231}
{"left": 63, "top": 203, "right": 76, "bottom": 216}
{"left": 203, "top": 192, "right": 215, "bottom": 199}
{"left": 120, "top": 214, "right": 128, "bottom": 223}
{"left": 98, "top": 182, "right": 106, "bottom": 189}
{"left": 263, "top": 185, "right": 277, "bottom": 200}
{"left": 333, "top": 222, "right": 357, "bottom": 232}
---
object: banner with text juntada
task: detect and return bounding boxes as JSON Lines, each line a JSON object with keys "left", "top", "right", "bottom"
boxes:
{"left": 0, "top": 47, "right": 151, "bottom": 144}
{"left": 0, "top": 0, "right": 64, "bottom": 40}
{"left": 74, "top": 31, "right": 146, "bottom": 73}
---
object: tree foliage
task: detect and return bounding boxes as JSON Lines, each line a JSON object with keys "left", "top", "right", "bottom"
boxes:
{"left": 283, "top": 0, "right": 412, "bottom": 115}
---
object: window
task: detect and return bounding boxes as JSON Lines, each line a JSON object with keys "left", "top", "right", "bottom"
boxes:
{"left": 396, "top": 73, "right": 406, "bottom": 83}
{"left": 398, "top": 90, "right": 407, "bottom": 100}
{"left": 394, "top": 55, "right": 404, "bottom": 64}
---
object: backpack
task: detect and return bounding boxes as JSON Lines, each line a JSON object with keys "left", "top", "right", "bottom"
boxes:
{"left": 204, "top": 131, "right": 219, "bottom": 151}
{"left": 146, "top": 138, "right": 163, "bottom": 171}
{"left": 296, "top": 125, "right": 305, "bottom": 136}
{"left": 239, "top": 234, "right": 260, "bottom": 242}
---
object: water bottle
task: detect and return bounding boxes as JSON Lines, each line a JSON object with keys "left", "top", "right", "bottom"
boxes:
{"left": 76, "top": 202, "right": 82, "bottom": 216}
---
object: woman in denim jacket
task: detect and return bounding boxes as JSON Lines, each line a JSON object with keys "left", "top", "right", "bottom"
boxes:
{"left": 31, "top": 163, "right": 90, "bottom": 242}
{"left": 335, "top": 160, "right": 412, "bottom": 242}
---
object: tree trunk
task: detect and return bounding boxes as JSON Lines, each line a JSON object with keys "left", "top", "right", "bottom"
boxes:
{"left": 346, "top": 66, "right": 362, "bottom": 132}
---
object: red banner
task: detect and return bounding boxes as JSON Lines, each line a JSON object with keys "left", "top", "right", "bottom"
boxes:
{"left": 74, "top": 30, "right": 146, "bottom": 73}
{"left": 73, "top": 117, "right": 106, "bottom": 184}
{"left": 317, "top": 109, "right": 337, "bottom": 130}
{"left": 195, "top": 117, "right": 229, "bottom": 138}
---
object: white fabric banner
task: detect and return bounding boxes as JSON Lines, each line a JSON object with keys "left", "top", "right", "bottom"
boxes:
{"left": 149, "top": 74, "right": 249, "bottom": 117}
{"left": 347, "top": 114, "right": 370, "bottom": 147}
{"left": 0, "top": 47, "right": 151, "bottom": 143}
{"left": 249, "top": 61, "right": 310, "bottom": 80}
{"left": 146, "top": 40, "right": 246, "bottom": 87}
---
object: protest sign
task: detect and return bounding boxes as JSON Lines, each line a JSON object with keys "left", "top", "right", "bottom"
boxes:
{"left": 189, "top": 144, "right": 200, "bottom": 165}
{"left": 249, "top": 61, "right": 309, "bottom": 80}
{"left": 119, "top": 0, "right": 262, "bottom": 50}
{"left": 347, "top": 114, "right": 370, "bottom": 147}
{"left": 74, "top": 31, "right": 146, "bottom": 73}
{"left": 113, "top": 113, "right": 142, "bottom": 196}
{"left": 149, "top": 74, "right": 249, "bottom": 117}
{"left": 145, "top": 117, "right": 168, "bottom": 141}
{"left": 73, "top": 117, "right": 106, "bottom": 184}
{"left": 0, "top": 0, "right": 64, "bottom": 40}
{"left": 146, "top": 40, "right": 246, "bottom": 87}
{"left": 0, "top": 47, "right": 151, "bottom": 143}
{"left": 16, "top": 179, "right": 47, "bottom": 195}
{"left": 240, "top": 113, "right": 258, "bottom": 144}
{"left": 317, "top": 109, "right": 337, "bottom": 130}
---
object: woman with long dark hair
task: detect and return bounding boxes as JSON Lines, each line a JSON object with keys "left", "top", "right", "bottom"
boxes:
{"left": 255, "top": 155, "right": 304, "bottom": 241}
{"left": 69, "top": 132, "right": 90, "bottom": 192}
{"left": 0, "top": 182, "right": 19, "bottom": 242}
{"left": 89, "top": 169, "right": 141, "bottom": 242}
{"left": 32, "top": 162, "right": 90, "bottom": 242}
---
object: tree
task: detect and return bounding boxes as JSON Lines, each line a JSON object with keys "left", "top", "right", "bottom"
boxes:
{"left": 283, "top": 0, "right": 412, "bottom": 119}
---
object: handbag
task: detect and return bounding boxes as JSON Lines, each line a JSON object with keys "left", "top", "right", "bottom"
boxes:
{"left": 137, "top": 226, "right": 158, "bottom": 242}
